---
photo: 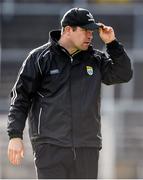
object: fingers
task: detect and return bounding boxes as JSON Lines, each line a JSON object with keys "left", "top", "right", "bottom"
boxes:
{"left": 97, "top": 23, "right": 113, "bottom": 32}
{"left": 96, "top": 22, "right": 104, "bottom": 29}
{"left": 7, "top": 138, "right": 24, "bottom": 166}
{"left": 16, "top": 151, "right": 24, "bottom": 165}
{"left": 97, "top": 22, "right": 116, "bottom": 43}
{"left": 8, "top": 148, "right": 24, "bottom": 165}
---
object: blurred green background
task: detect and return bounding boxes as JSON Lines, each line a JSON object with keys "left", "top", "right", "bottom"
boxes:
{"left": 0, "top": 0, "right": 143, "bottom": 178}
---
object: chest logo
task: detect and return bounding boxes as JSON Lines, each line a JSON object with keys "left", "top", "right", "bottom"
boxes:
{"left": 86, "top": 66, "right": 93, "bottom": 76}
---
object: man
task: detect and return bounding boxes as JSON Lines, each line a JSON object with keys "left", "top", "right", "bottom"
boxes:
{"left": 7, "top": 7, "right": 133, "bottom": 179}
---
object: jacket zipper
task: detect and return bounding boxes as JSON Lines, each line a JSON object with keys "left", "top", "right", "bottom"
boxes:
{"left": 72, "top": 147, "right": 77, "bottom": 160}
{"left": 62, "top": 48, "right": 78, "bottom": 160}
{"left": 38, "top": 107, "right": 42, "bottom": 135}
{"left": 70, "top": 56, "right": 77, "bottom": 160}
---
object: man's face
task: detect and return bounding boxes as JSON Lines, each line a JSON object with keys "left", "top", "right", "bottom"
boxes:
{"left": 70, "top": 27, "right": 94, "bottom": 51}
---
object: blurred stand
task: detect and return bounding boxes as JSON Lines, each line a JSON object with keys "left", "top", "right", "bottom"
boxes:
{"left": 0, "top": 0, "right": 143, "bottom": 178}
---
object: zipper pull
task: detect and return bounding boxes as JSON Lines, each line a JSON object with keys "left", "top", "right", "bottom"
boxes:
{"left": 70, "top": 57, "right": 73, "bottom": 63}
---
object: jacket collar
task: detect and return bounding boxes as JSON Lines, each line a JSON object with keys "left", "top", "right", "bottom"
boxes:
{"left": 49, "top": 30, "right": 61, "bottom": 46}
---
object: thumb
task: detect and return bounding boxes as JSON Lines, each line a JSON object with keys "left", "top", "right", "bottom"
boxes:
{"left": 21, "top": 150, "right": 24, "bottom": 158}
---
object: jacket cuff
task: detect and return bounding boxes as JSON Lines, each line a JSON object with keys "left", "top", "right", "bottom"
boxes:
{"left": 106, "top": 39, "right": 120, "bottom": 49}
{"left": 106, "top": 39, "right": 124, "bottom": 58}
{"left": 8, "top": 131, "right": 23, "bottom": 140}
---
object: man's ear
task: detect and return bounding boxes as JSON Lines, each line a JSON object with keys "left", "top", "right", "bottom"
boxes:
{"left": 64, "top": 26, "right": 72, "bottom": 32}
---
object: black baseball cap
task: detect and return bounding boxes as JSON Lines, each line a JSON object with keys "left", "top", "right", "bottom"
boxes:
{"left": 61, "top": 7, "right": 100, "bottom": 30}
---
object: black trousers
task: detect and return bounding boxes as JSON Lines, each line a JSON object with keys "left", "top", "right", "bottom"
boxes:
{"left": 33, "top": 143, "right": 99, "bottom": 179}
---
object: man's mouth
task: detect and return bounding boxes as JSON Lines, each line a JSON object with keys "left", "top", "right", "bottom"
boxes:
{"left": 84, "top": 42, "right": 90, "bottom": 45}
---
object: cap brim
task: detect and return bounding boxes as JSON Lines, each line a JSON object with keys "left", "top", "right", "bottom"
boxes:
{"left": 80, "top": 23, "right": 101, "bottom": 30}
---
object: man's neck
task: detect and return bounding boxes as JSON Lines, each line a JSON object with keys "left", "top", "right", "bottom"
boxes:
{"left": 58, "top": 37, "right": 78, "bottom": 55}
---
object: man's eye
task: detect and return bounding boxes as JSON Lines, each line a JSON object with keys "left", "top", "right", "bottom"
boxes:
{"left": 80, "top": 28, "right": 86, "bottom": 32}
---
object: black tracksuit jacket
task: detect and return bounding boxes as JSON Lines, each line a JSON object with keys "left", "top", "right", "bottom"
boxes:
{"left": 7, "top": 30, "right": 133, "bottom": 149}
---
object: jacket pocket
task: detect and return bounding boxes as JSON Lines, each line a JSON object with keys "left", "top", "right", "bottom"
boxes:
{"left": 37, "top": 107, "right": 42, "bottom": 135}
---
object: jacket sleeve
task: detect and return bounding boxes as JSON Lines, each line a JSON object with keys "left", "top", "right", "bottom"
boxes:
{"left": 7, "top": 52, "right": 41, "bottom": 139}
{"left": 100, "top": 40, "right": 133, "bottom": 85}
